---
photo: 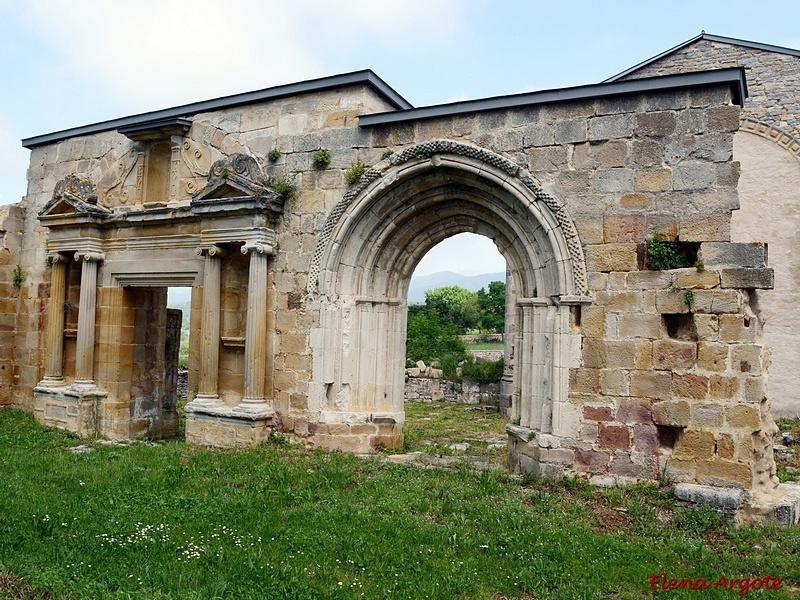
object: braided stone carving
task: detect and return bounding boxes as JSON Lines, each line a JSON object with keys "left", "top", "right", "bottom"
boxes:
{"left": 308, "top": 140, "right": 587, "bottom": 294}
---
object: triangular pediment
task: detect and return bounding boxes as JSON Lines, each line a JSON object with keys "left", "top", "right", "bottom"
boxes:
{"left": 191, "top": 154, "right": 285, "bottom": 214}
{"left": 39, "top": 174, "right": 111, "bottom": 219}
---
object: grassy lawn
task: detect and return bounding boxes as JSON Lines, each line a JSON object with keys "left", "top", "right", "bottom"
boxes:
{"left": 466, "top": 342, "right": 505, "bottom": 352}
{"left": 1, "top": 407, "right": 799, "bottom": 599}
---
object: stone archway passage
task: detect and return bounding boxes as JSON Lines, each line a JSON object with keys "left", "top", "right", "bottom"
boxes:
{"left": 308, "top": 140, "right": 589, "bottom": 453}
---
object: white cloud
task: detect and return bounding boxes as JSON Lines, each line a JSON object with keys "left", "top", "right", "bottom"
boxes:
{"left": 17, "top": 0, "right": 467, "bottom": 112}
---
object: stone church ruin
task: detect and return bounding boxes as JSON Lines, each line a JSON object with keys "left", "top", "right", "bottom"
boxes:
{"left": 3, "top": 34, "right": 800, "bottom": 524}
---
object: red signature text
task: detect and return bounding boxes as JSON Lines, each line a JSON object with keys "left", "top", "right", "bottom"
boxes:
{"left": 649, "top": 573, "right": 783, "bottom": 595}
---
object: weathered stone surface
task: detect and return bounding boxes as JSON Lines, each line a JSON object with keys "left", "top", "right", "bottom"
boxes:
{"left": 674, "top": 429, "right": 715, "bottom": 460}
{"left": 630, "top": 371, "right": 671, "bottom": 400}
{"left": 692, "top": 290, "right": 742, "bottom": 314}
{"left": 652, "top": 400, "right": 690, "bottom": 427}
{"left": 672, "top": 269, "right": 719, "bottom": 289}
{"left": 585, "top": 243, "right": 638, "bottom": 272}
{"left": 698, "top": 242, "right": 767, "bottom": 268}
{"left": 652, "top": 339, "right": 696, "bottom": 370}
{"left": 674, "top": 483, "right": 742, "bottom": 519}
{"left": 719, "top": 268, "right": 774, "bottom": 289}
{"left": 671, "top": 373, "right": 708, "bottom": 400}
{"left": 616, "top": 399, "right": 652, "bottom": 424}
{"left": 728, "top": 404, "right": 760, "bottom": 430}
{"left": 697, "top": 342, "right": 728, "bottom": 372}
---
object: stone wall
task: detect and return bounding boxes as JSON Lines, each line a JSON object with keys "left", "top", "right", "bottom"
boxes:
{"left": 0, "top": 204, "right": 24, "bottom": 406}
{"left": 405, "top": 373, "right": 500, "bottom": 405}
{"left": 618, "top": 38, "right": 800, "bottom": 135}
{"left": 14, "top": 69, "right": 792, "bottom": 519}
{"left": 617, "top": 37, "right": 800, "bottom": 418}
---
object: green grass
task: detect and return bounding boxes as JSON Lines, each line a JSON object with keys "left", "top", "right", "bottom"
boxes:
{"left": 466, "top": 342, "right": 505, "bottom": 351}
{"left": 1, "top": 407, "right": 799, "bottom": 599}
{"left": 403, "top": 401, "right": 507, "bottom": 459}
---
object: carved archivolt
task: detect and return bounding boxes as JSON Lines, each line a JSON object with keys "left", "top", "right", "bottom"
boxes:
{"left": 308, "top": 139, "right": 587, "bottom": 295}
{"left": 739, "top": 117, "right": 800, "bottom": 161}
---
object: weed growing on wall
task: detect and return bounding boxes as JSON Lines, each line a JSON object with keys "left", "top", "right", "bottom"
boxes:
{"left": 267, "top": 174, "right": 297, "bottom": 201}
{"left": 312, "top": 149, "right": 331, "bottom": 169}
{"left": 344, "top": 159, "right": 367, "bottom": 184}
{"left": 646, "top": 234, "right": 691, "bottom": 270}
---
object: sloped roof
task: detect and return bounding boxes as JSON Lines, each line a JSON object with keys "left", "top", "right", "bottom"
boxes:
{"left": 359, "top": 68, "right": 747, "bottom": 127}
{"left": 22, "top": 70, "right": 412, "bottom": 149}
{"left": 603, "top": 32, "right": 800, "bottom": 83}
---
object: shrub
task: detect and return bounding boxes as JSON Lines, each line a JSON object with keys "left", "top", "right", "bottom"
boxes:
{"left": 267, "top": 148, "right": 280, "bottom": 161}
{"left": 460, "top": 357, "right": 504, "bottom": 384}
{"left": 406, "top": 311, "right": 467, "bottom": 365}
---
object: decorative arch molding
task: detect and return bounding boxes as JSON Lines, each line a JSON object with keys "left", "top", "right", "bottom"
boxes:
{"left": 306, "top": 139, "right": 588, "bottom": 453}
{"left": 308, "top": 139, "right": 587, "bottom": 297}
{"left": 740, "top": 117, "right": 800, "bottom": 161}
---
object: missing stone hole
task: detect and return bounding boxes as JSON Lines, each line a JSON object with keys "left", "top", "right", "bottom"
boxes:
{"left": 656, "top": 424, "right": 680, "bottom": 453}
{"left": 743, "top": 317, "right": 751, "bottom": 328}
{"left": 663, "top": 313, "right": 697, "bottom": 341}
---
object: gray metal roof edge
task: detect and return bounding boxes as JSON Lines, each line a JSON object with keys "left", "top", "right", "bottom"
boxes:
{"left": 358, "top": 68, "right": 747, "bottom": 128}
{"left": 603, "top": 33, "right": 800, "bottom": 83}
{"left": 22, "top": 69, "right": 413, "bottom": 149}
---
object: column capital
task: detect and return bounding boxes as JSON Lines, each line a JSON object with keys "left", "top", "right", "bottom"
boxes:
{"left": 47, "top": 252, "right": 69, "bottom": 264}
{"left": 195, "top": 244, "right": 227, "bottom": 257}
{"left": 74, "top": 251, "right": 105, "bottom": 263}
{"left": 241, "top": 242, "right": 275, "bottom": 256}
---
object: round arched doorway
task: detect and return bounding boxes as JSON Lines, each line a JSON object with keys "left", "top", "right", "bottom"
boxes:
{"left": 308, "top": 140, "right": 587, "bottom": 452}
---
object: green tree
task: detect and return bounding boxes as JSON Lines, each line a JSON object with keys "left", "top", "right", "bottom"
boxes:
{"left": 405, "top": 311, "right": 467, "bottom": 365}
{"left": 476, "top": 280, "right": 506, "bottom": 333}
{"left": 424, "top": 286, "right": 480, "bottom": 333}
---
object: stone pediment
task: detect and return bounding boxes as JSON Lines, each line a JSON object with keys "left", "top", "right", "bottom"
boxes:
{"left": 39, "top": 174, "right": 111, "bottom": 219}
{"left": 192, "top": 154, "right": 284, "bottom": 213}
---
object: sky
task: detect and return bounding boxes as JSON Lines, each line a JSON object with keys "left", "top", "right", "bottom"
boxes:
{"left": 4, "top": 0, "right": 800, "bottom": 276}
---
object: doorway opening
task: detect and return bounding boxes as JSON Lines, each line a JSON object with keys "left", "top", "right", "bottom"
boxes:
{"left": 167, "top": 287, "right": 193, "bottom": 437}
{"left": 403, "top": 232, "right": 511, "bottom": 461}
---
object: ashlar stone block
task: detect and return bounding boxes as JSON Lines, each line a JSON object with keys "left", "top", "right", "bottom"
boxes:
{"left": 652, "top": 400, "right": 690, "bottom": 427}
{"left": 585, "top": 244, "right": 638, "bottom": 273}
{"left": 719, "top": 268, "right": 774, "bottom": 289}
{"left": 698, "top": 242, "right": 767, "bottom": 268}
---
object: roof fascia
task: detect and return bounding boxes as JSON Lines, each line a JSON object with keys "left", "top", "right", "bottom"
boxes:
{"left": 603, "top": 33, "right": 800, "bottom": 83}
{"left": 22, "top": 70, "right": 412, "bottom": 149}
{"left": 358, "top": 68, "right": 747, "bottom": 128}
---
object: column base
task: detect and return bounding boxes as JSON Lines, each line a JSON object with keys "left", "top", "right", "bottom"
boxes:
{"left": 232, "top": 399, "right": 274, "bottom": 419}
{"left": 35, "top": 376, "right": 67, "bottom": 390}
{"left": 185, "top": 404, "right": 275, "bottom": 449}
{"left": 186, "top": 394, "right": 226, "bottom": 410}
{"left": 33, "top": 384, "right": 106, "bottom": 437}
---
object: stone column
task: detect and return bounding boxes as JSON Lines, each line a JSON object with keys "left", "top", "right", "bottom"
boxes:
{"left": 235, "top": 243, "right": 274, "bottom": 414}
{"left": 73, "top": 251, "right": 104, "bottom": 387}
{"left": 39, "top": 254, "right": 68, "bottom": 387}
{"left": 193, "top": 245, "right": 225, "bottom": 405}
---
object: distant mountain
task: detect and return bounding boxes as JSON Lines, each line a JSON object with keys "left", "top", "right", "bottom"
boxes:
{"left": 407, "top": 271, "right": 506, "bottom": 303}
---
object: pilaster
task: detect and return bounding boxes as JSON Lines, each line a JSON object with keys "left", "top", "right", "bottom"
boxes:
{"left": 234, "top": 243, "right": 274, "bottom": 416}
{"left": 73, "top": 251, "right": 104, "bottom": 388}
{"left": 38, "top": 254, "right": 68, "bottom": 387}
{"left": 191, "top": 245, "right": 226, "bottom": 407}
